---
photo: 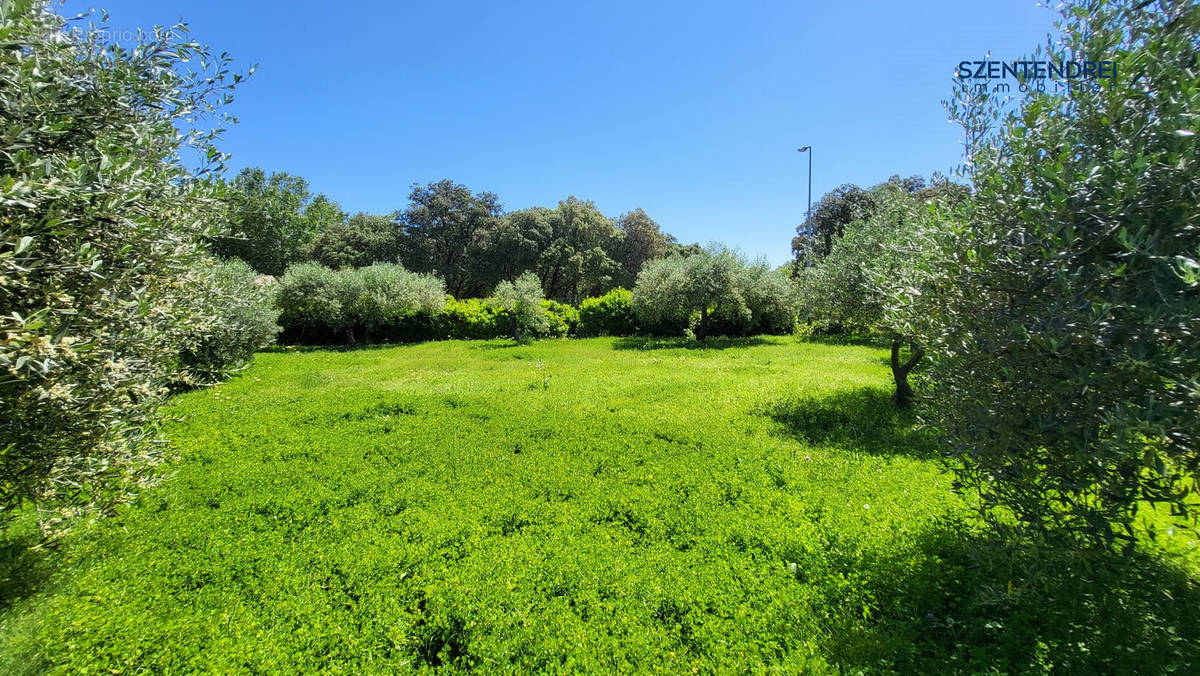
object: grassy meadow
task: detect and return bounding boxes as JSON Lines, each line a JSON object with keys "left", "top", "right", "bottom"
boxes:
{"left": 2, "top": 337, "right": 1197, "bottom": 673}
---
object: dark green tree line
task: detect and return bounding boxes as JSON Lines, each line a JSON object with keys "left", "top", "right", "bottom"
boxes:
{"left": 218, "top": 175, "right": 688, "bottom": 302}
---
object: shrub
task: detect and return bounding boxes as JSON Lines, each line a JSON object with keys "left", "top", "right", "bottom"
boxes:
{"left": 177, "top": 260, "right": 280, "bottom": 386}
{"left": 731, "top": 263, "right": 799, "bottom": 335}
{"left": 437, "top": 298, "right": 507, "bottom": 340}
{"left": 491, "top": 272, "right": 549, "bottom": 341}
{"left": 339, "top": 264, "right": 445, "bottom": 343}
{"left": 539, "top": 300, "right": 578, "bottom": 338}
{"left": 274, "top": 263, "right": 343, "bottom": 343}
{"left": 274, "top": 263, "right": 445, "bottom": 344}
{"left": 0, "top": 4, "right": 243, "bottom": 526}
{"left": 579, "top": 288, "right": 637, "bottom": 336}
{"left": 633, "top": 247, "right": 742, "bottom": 340}
{"left": 633, "top": 245, "right": 797, "bottom": 340}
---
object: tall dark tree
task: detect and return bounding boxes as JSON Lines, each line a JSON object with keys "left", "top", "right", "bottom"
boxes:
{"left": 613, "top": 208, "right": 670, "bottom": 288}
{"left": 308, "top": 213, "right": 402, "bottom": 269}
{"left": 397, "top": 180, "right": 503, "bottom": 297}
{"left": 478, "top": 207, "right": 554, "bottom": 290}
{"left": 791, "top": 184, "right": 876, "bottom": 269}
{"left": 537, "top": 197, "right": 623, "bottom": 303}
{"left": 211, "top": 168, "right": 330, "bottom": 276}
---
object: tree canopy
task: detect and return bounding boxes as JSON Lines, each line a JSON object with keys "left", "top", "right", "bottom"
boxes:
{"left": 211, "top": 168, "right": 339, "bottom": 276}
{"left": 397, "top": 179, "right": 503, "bottom": 298}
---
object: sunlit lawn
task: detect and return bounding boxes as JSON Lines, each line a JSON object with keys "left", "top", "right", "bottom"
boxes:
{"left": 2, "top": 337, "right": 1196, "bottom": 673}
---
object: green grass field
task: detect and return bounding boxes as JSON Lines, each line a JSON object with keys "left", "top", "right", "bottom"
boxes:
{"left": 2, "top": 337, "right": 1198, "bottom": 673}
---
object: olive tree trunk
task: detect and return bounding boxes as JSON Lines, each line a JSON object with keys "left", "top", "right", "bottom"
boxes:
{"left": 890, "top": 338, "right": 924, "bottom": 408}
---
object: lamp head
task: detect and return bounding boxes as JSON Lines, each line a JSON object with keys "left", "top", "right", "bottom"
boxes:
{"left": 797, "top": 146, "right": 811, "bottom": 152}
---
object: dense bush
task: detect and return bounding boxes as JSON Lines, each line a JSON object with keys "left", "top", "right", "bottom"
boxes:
{"left": 274, "top": 263, "right": 444, "bottom": 343}
{"left": 492, "top": 272, "right": 550, "bottom": 341}
{"left": 540, "top": 300, "right": 578, "bottom": 338}
{"left": 272, "top": 269, "right": 584, "bottom": 345}
{"left": 273, "top": 263, "right": 344, "bottom": 342}
{"left": 308, "top": 213, "right": 402, "bottom": 269}
{"left": 633, "top": 246, "right": 799, "bottom": 340}
{"left": 339, "top": 264, "right": 446, "bottom": 343}
{"left": 0, "top": 4, "right": 245, "bottom": 526}
{"left": 578, "top": 288, "right": 637, "bottom": 336}
{"left": 176, "top": 260, "right": 280, "bottom": 386}
{"left": 890, "top": 0, "right": 1200, "bottom": 543}
{"left": 721, "top": 262, "right": 799, "bottom": 335}
{"left": 436, "top": 298, "right": 507, "bottom": 340}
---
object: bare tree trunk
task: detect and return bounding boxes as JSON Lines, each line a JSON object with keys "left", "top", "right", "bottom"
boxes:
{"left": 890, "top": 338, "right": 924, "bottom": 407}
{"left": 509, "top": 312, "right": 520, "bottom": 342}
{"left": 696, "top": 306, "right": 709, "bottom": 341}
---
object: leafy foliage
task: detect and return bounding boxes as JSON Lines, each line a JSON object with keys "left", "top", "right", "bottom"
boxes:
{"left": 480, "top": 207, "right": 553, "bottom": 290}
{"left": 795, "top": 180, "right": 968, "bottom": 404}
{"left": 206, "top": 169, "right": 684, "bottom": 304}
{"left": 730, "top": 261, "right": 802, "bottom": 336}
{"left": 791, "top": 175, "right": 953, "bottom": 271}
{"left": 633, "top": 246, "right": 798, "bottom": 340}
{"left": 397, "top": 180, "right": 503, "bottom": 298}
{"left": 273, "top": 263, "right": 344, "bottom": 342}
{"left": 613, "top": 209, "right": 673, "bottom": 289}
{"left": 0, "top": 2, "right": 245, "bottom": 525}
{"left": 540, "top": 299, "right": 579, "bottom": 338}
{"left": 308, "top": 213, "right": 402, "bottom": 270}
{"left": 579, "top": 288, "right": 638, "bottom": 336}
{"left": 492, "top": 272, "right": 550, "bottom": 341}
{"left": 338, "top": 264, "right": 447, "bottom": 343}
{"left": 274, "top": 263, "right": 444, "bottom": 344}
{"left": 535, "top": 197, "right": 624, "bottom": 303}
{"left": 791, "top": 183, "right": 876, "bottom": 265}
{"left": 211, "top": 168, "right": 339, "bottom": 276}
{"left": 436, "top": 298, "right": 507, "bottom": 340}
{"left": 176, "top": 260, "right": 280, "bottom": 387}
{"left": 891, "top": 0, "right": 1200, "bottom": 542}
{"left": 796, "top": 181, "right": 956, "bottom": 336}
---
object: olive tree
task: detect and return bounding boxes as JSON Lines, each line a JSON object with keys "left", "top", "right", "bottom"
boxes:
{"left": 798, "top": 180, "right": 967, "bottom": 406}
{"left": 891, "top": 0, "right": 1200, "bottom": 543}
{"left": 632, "top": 245, "right": 795, "bottom": 340}
{"left": 0, "top": 2, "right": 246, "bottom": 526}
{"left": 492, "top": 272, "right": 548, "bottom": 342}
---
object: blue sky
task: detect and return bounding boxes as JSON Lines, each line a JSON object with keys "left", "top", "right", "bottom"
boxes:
{"left": 65, "top": 0, "right": 1057, "bottom": 265}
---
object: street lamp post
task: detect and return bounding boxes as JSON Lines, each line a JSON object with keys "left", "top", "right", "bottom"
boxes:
{"left": 796, "top": 145, "right": 812, "bottom": 221}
